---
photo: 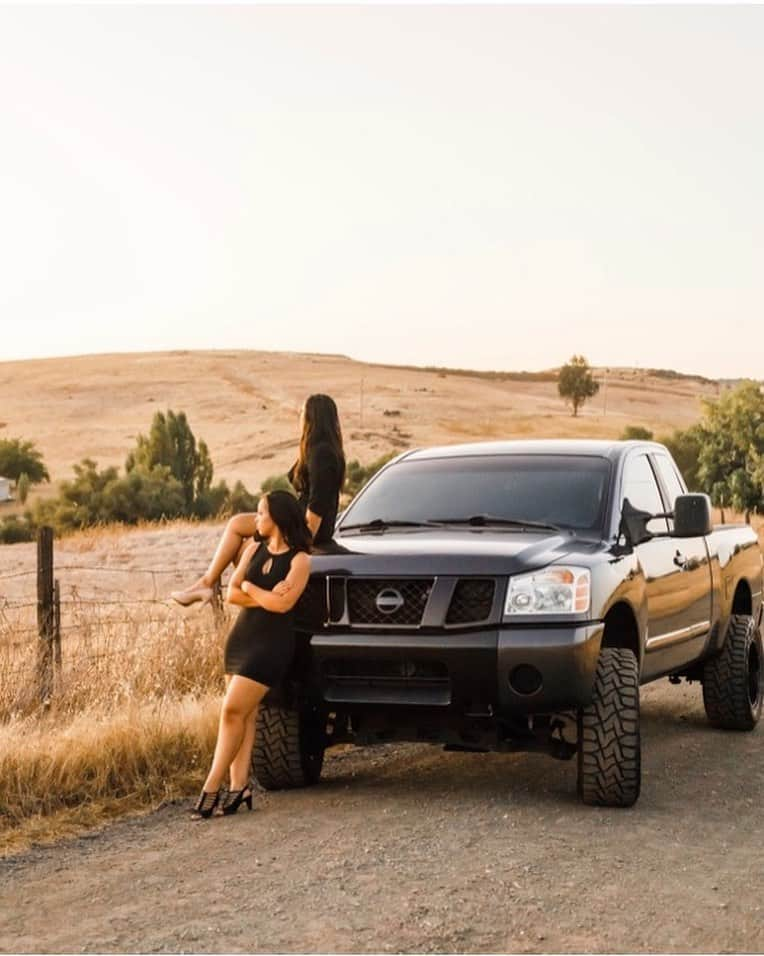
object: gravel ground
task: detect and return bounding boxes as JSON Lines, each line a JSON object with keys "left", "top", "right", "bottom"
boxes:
{"left": 1, "top": 680, "right": 763, "bottom": 955}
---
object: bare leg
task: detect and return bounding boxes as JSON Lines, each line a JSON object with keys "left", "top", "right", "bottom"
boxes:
{"left": 229, "top": 705, "right": 258, "bottom": 790}
{"left": 203, "top": 675, "right": 269, "bottom": 792}
{"left": 189, "top": 513, "right": 257, "bottom": 589}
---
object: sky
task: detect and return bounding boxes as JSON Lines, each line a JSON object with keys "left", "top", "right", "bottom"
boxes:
{"left": 0, "top": 4, "right": 762, "bottom": 379}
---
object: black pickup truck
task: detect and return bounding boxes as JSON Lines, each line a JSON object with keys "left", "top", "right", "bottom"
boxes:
{"left": 253, "top": 440, "right": 763, "bottom": 807}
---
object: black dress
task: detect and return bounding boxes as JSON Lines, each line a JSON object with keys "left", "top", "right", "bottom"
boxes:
{"left": 223, "top": 543, "right": 301, "bottom": 686}
{"left": 287, "top": 441, "right": 343, "bottom": 547}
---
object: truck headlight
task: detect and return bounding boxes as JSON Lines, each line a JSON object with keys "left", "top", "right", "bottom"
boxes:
{"left": 505, "top": 567, "right": 591, "bottom": 616}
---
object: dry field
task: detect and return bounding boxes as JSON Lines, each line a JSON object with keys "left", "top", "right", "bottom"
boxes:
{"left": 1, "top": 351, "right": 763, "bottom": 952}
{"left": 0, "top": 350, "right": 721, "bottom": 502}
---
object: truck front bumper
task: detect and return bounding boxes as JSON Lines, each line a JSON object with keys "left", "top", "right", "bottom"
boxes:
{"left": 310, "top": 622, "right": 604, "bottom": 718}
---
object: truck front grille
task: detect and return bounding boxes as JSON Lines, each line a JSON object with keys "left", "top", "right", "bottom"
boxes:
{"left": 446, "top": 578, "right": 496, "bottom": 625}
{"left": 346, "top": 578, "right": 434, "bottom": 627}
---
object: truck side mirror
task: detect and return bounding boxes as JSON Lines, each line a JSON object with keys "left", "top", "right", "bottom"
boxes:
{"left": 619, "top": 498, "right": 654, "bottom": 546}
{"left": 673, "top": 493, "right": 713, "bottom": 537}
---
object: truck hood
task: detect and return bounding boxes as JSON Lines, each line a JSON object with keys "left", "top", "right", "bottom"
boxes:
{"left": 311, "top": 529, "right": 590, "bottom": 577}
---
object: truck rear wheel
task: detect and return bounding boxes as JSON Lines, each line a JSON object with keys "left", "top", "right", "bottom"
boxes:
{"left": 577, "top": 647, "right": 640, "bottom": 807}
{"left": 252, "top": 701, "right": 326, "bottom": 790}
{"left": 702, "top": 614, "right": 762, "bottom": 731}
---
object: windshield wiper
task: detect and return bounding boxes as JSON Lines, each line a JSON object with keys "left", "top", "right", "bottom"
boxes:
{"left": 429, "top": 514, "right": 564, "bottom": 533}
{"left": 340, "top": 518, "right": 446, "bottom": 532}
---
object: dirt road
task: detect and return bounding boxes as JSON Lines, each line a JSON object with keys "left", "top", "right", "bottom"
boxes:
{"left": 1, "top": 680, "right": 763, "bottom": 954}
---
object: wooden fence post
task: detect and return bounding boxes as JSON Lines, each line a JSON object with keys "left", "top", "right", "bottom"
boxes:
{"left": 36, "top": 526, "right": 55, "bottom": 705}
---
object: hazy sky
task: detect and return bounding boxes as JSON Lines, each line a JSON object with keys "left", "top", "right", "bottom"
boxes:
{"left": 1, "top": 5, "right": 762, "bottom": 378}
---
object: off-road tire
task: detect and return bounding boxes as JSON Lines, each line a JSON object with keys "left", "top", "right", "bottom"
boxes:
{"left": 702, "top": 614, "right": 762, "bottom": 731}
{"left": 577, "top": 647, "right": 641, "bottom": 807}
{"left": 252, "top": 701, "right": 325, "bottom": 790}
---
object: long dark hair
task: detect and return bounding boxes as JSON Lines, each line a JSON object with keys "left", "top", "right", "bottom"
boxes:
{"left": 293, "top": 393, "right": 346, "bottom": 493}
{"left": 264, "top": 490, "right": 312, "bottom": 553}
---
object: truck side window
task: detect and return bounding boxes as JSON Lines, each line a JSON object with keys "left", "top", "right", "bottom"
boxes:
{"left": 652, "top": 455, "right": 687, "bottom": 530}
{"left": 622, "top": 454, "right": 670, "bottom": 535}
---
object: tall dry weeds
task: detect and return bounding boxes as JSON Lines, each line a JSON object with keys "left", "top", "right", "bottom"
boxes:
{"left": 0, "top": 696, "right": 219, "bottom": 855}
{"left": 0, "top": 590, "right": 230, "bottom": 854}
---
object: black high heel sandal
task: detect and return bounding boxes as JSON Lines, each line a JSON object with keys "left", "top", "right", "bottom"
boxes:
{"left": 189, "top": 789, "right": 221, "bottom": 820}
{"left": 218, "top": 786, "right": 254, "bottom": 816}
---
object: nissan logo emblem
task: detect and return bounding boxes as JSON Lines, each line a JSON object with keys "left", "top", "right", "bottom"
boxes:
{"left": 375, "top": 588, "right": 404, "bottom": 614}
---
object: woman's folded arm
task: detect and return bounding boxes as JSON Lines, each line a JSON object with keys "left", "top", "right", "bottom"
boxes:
{"left": 242, "top": 553, "right": 311, "bottom": 613}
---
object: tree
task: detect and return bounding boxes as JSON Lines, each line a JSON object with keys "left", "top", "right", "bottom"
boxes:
{"left": 620, "top": 426, "right": 654, "bottom": 441}
{"left": 126, "top": 410, "right": 226, "bottom": 517}
{"left": 0, "top": 438, "right": 49, "bottom": 485}
{"left": 557, "top": 356, "right": 600, "bottom": 417}
{"left": 695, "top": 381, "right": 764, "bottom": 522}
{"left": 16, "top": 472, "right": 30, "bottom": 504}
{"left": 659, "top": 425, "right": 703, "bottom": 492}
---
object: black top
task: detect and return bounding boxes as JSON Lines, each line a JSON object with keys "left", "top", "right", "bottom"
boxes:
{"left": 287, "top": 441, "right": 343, "bottom": 546}
{"left": 223, "top": 543, "right": 300, "bottom": 686}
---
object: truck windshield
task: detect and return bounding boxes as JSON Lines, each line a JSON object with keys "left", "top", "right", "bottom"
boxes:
{"left": 339, "top": 455, "right": 611, "bottom": 534}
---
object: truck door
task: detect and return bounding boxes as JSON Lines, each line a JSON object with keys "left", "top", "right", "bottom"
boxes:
{"left": 622, "top": 452, "right": 712, "bottom": 680}
{"left": 650, "top": 451, "right": 713, "bottom": 665}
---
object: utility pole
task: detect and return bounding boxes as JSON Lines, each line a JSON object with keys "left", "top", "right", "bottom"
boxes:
{"left": 360, "top": 377, "right": 364, "bottom": 429}
{"left": 603, "top": 368, "right": 609, "bottom": 416}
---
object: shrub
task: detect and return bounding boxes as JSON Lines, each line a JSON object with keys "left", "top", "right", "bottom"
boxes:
{"left": 620, "top": 426, "right": 654, "bottom": 441}
{"left": 344, "top": 452, "right": 397, "bottom": 498}
{"left": 0, "top": 515, "right": 35, "bottom": 544}
{"left": 32, "top": 459, "right": 187, "bottom": 532}
{"left": 226, "top": 480, "right": 259, "bottom": 515}
{"left": 261, "top": 473, "right": 294, "bottom": 495}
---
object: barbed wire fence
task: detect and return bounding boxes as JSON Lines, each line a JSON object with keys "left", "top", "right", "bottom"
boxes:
{"left": 0, "top": 526, "right": 233, "bottom": 715}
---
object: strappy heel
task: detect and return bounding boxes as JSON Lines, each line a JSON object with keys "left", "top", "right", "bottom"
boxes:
{"left": 189, "top": 789, "right": 221, "bottom": 820}
{"left": 217, "top": 786, "right": 254, "bottom": 816}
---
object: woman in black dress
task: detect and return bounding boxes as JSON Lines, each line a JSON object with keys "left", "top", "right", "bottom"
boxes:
{"left": 190, "top": 490, "right": 312, "bottom": 819}
{"left": 171, "top": 393, "right": 344, "bottom": 606}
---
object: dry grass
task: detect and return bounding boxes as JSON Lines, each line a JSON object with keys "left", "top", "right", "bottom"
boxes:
{"left": 0, "top": 695, "right": 219, "bottom": 856}
{"left": 0, "top": 596, "right": 227, "bottom": 720}
{"left": 0, "top": 548, "right": 230, "bottom": 855}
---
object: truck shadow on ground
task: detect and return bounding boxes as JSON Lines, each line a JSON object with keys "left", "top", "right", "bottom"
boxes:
{"left": 309, "top": 692, "right": 758, "bottom": 812}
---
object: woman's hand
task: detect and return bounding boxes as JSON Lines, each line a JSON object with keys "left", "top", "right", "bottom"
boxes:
{"left": 272, "top": 580, "right": 293, "bottom": 597}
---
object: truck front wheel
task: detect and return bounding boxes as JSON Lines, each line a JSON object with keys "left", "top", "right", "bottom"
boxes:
{"left": 702, "top": 614, "right": 762, "bottom": 731}
{"left": 252, "top": 701, "right": 326, "bottom": 790}
{"left": 577, "top": 647, "right": 641, "bottom": 807}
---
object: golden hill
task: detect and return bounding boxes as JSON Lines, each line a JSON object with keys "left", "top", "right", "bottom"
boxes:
{"left": 0, "top": 350, "right": 722, "bottom": 495}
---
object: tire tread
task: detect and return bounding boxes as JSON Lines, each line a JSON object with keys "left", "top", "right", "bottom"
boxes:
{"left": 702, "top": 614, "right": 762, "bottom": 731}
{"left": 578, "top": 648, "right": 641, "bottom": 808}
